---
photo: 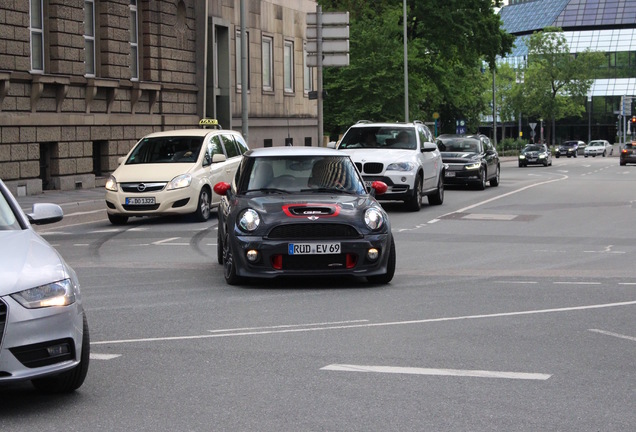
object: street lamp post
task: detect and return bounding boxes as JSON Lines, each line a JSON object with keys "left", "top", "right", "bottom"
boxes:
{"left": 587, "top": 95, "right": 592, "bottom": 143}
{"left": 403, "top": 0, "right": 408, "bottom": 123}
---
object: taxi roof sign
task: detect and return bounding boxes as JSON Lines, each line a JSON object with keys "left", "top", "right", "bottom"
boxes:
{"left": 199, "top": 118, "right": 222, "bottom": 129}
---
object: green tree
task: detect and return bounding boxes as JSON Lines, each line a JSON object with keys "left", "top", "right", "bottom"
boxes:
{"left": 521, "top": 28, "right": 604, "bottom": 144}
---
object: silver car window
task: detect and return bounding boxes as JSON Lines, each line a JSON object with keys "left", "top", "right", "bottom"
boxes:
{"left": 0, "top": 191, "right": 20, "bottom": 230}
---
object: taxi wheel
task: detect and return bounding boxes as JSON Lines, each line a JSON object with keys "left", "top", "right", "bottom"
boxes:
{"left": 404, "top": 174, "right": 423, "bottom": 212}
{"left": 367, "top": 236, "right": 396, "bottom": 284}
{"left": 194, "top": 187, "right": 211, "bottom": 222}
{"left": 108, "top": 213, "right": 128, "bottom": 225}
{"left": 223, "top": 231, "right": 244, "bottom": 285}
{"left": 32, "top": 314, "right": 90, "bottom": 393}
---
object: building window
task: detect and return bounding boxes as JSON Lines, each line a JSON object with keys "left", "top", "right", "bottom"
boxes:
{"left": 303, "top": 42, "right": 313, "bottom": 93}
{"left": 284, "top": 40, "right": 294, "bottom": 93}
{"left": 236, "top": 29, "right": 250, "bottom": 90}
{"left": 262, "top": 36, "right": 273, "bottom": 91}
{"left": 129, "top": 0, "right": 139, "bottom": 80}
{"left": 84, "top": 0, "right": 96, "bottom": 76}
{"left": 30, "top": 0, "right": 44, "bottom": 72}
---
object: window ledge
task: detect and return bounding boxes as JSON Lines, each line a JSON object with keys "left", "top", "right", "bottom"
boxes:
{"left": 31, "top": 74, "right": 71, "bottom": 112}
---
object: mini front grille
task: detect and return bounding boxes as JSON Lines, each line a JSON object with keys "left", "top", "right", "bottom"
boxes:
{"left": 121, "top": 182, "right": 167, "bottom": 193}
{"left": 363, "top": 163, "right": 383, "bottom": 174}
{"left": 0, "top": 300, "right": 7, "bottom": 347}
{"left": 268, "top": 223, "right": 361, "bottom": 240}
{"left": 122, "top": 204, "right": 160, "bottom": 211}
{"left": 282, "top": 254, "right": 347, "bottom": 270}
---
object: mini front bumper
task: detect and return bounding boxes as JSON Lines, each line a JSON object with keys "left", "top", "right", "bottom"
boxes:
{"left": 229, "top": 233, "right": 392, "bottom": 279}
{"left": 0, "top": 297, "right": 85, "bottom": 383}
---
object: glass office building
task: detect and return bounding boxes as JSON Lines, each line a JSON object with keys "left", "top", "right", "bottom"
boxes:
{"left": 498, "top": 0, "right": 636, "bottom": 144}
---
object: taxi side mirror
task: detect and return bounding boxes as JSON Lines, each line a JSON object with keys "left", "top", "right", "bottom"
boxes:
{"left": 212, "top": 154, "right": 227, "bottom": 163}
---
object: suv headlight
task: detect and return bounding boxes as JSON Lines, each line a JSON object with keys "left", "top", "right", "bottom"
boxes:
{"left": 238, "top": 209, "right": 260, "bottom": 232}
{"left": 539, "top": 153, "right": 546, "bottom": 158}
{"left": 464, "top": 162, "right": 481, "bottom": 170}
{"left": 105, "top": 175, "right": 118, "bottom": 192}
{"left": 386, "top": 162, "right": 415, "bottom": 172}
{"left": 166, "top": 174, "right": 192, "bottom": 190}
{"left": 364, "top": 207, "right": 384, "bottom": 230}
{"left": 11, "top": 279, "right": 76, "bottom": 309}
{"left": 519, "top": 155, "right": 526, "bottom": 159}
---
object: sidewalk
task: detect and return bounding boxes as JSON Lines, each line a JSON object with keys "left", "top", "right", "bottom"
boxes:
{"left": 16, "top": 186, "right": 105, "bottom": 210}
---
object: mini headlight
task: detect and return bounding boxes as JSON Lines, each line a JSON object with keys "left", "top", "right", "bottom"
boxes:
{"left": 386, "top": 162, "right": 415, "bottom": 172}
{"left": 105, "top": 175, "right": 118, "bottom": 192}
{"left": 166, "top": 174, "right": 192, "bottom": 191}
{"left": 465, "top": 162, "right": 481, "bottom": 170}
{"left": 239, "top": 209, "right": 260, "bottom": 232}
{"left": 364, "top": 207, "right": 384, "bottom": 230}
{"left": 11, "top": 279, "right": 76, "bottom": 309}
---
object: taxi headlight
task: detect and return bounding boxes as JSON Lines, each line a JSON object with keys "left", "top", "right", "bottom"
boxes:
{"left": 239, "top": 209, "right": 260, "bottom": 232}
{"left": 166, "top": 174, "right": 192, "bottom": 191}
{"left": 105, "top": 175, "right": 118, "bottom": 192}
{"left": 11, "top": 279, "right": 76, "bottom": 309}
{"left": 364, "top": 207, "right": 384, "bottom": 230}
{"left": 465, "top": 162, "right": 481, "bottom": 170}
{"left": 386, "top": 162, "right": 415, "bottom": 172}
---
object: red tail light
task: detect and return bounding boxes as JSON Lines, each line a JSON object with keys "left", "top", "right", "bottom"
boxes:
{"left": 346, "top": 253, "right": 357, "bottom": 269}
{"left": 271, "top": 255, "right": 283, "bottom": 270}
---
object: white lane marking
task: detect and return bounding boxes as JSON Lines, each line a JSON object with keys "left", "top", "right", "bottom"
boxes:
{"left": 428, "top": 219, "right": 440, "bottom": 224}
{"left": 152, "top": 237, "right": 180, "bottom": 245}
{"left": 553, "top": 282, "right": 601, "bottom": 285}
{"left": 439, "top": 173, "right": 568, "bottom": 219}
{"left": 618, "top": 282, "right": 636, "bottom": 285}
{"left": 73, "top": 244, "right": 90, "bottom": 246}
{"left": 208, "top": 320, "right": 369, "bottom": 333}
{"left": 583, "top": 245, "right": 625, "bottom": 254}
{"left": 495, "top": 281, "right": 538, "bottom": 284}
{"left": 462, "top": 213, "right": 517, "bottom": 221}
{"left": 90, "top": 353, "right": 121, "bottom": 360}
{"left": 90, "top": 229, "right": 122, "bottom": 233}
{"left": 65, "top": 209, "right": 105, "bottom": 217}
{"left": 588, "top": 329, "right": 636, "bottom": 343}
{"left": 321, "top": 364, "right": 551, "bottom": 381}
{"left": 91, "top": 300, "right": 636, "bottom": 346}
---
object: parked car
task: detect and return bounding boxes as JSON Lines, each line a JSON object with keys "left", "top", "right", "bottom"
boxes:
{"left": 436, "top": 134, "right": 500, "bottom": 189}
{"left": 0, "top": 179, "right": 89, "bottom": 393}
{"left": 214, "top": 147, "right": 395, "bottom": 285}
{"left": 105, "top": 119, "right": 248, "bottom": 225}
{"left": 620, "top": 142, "right": 636, "bottom": 166}
{"left": 335, "top": 121, "right": 444, "bottom": 211}
{"left": 584, "top": 140, "right": 613, "bottom": 157}
{"left": 518, "top": 144, "right": 552, "bottom": 167}
{"left": 555, "top": 140, "right": 584, "bottom": 158}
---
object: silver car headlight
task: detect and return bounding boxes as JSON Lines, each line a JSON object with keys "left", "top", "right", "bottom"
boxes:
{"left": 239, "top": 209, "right": 260, "bottom": 232}
{"left": 465, "top": 162, "right": 481, "bottom": 170}
{"left": 11, "top": 279, "right": 76, "bottom": 309}
{"left": 105, "top": 175, "right": 118, "bottom": 192}
{"left": 364, "top": 207, "right": 384, "bottom": 230}
{"left": 386, "top": 162, "right": 415, "bottom": 172}
{"left": 166, "top": 174, "right": 192, "bottom": 191}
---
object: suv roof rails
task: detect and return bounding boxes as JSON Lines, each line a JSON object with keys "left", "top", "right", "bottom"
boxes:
{"left": 356, "top": 120, "right": 372, "bottom": 124}
{"left": 413, "top": 120, "right": 424, "bottom": 125}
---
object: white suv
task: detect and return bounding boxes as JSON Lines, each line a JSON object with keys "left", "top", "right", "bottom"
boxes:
{"left": 336, "top": 121, "right": 444, "bottom": 211}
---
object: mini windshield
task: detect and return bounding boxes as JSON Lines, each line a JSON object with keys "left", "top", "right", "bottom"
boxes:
{"left": 242, "top": 156, "right": 366, "bottom": 195}
{"left": 126, "top": 136, "right": 204, "bottom": 164}
{"left": 339, "top": 126, "right": 416, "bottom": 150}
{"left": 0, "top": 189, "right": 20, "bottom": 230}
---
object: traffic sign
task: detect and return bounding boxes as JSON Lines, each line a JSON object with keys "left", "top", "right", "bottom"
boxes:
{"left": 306, "top": 26, "right": 349, "bottom": 40}
{"left": 307, "top": 12, "right": 349, "bottom": 26}
{"left": 306, "top": 40, "right": 349, "bottom": 54}
{"left": 307, "top": 53, "right": 349, "bottom": 67}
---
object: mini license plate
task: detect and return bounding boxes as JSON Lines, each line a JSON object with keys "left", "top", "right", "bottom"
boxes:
{"left": 125, "top": 197, "right": 156, "bottom": 205}
{"left": 445, "top": 171, "right": 456, "bottom": 177}
{"left": 288, "top": 242, "right": 341, "bottom": 255}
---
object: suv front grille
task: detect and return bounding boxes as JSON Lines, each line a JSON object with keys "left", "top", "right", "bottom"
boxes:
{"left": 268, "top": 223, "right": 361, "bottom": 240}
{"left": 363, "top": 163, "right": 383, "bottom": 174}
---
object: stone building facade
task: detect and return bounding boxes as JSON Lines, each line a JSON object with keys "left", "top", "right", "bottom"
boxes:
{"left": 0, "top": 0, "right": 318, "bottom": 195}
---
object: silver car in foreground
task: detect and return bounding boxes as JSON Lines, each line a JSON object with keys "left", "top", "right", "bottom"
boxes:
{"left": 0, "top": 179, "right": 89, "bottom": 393}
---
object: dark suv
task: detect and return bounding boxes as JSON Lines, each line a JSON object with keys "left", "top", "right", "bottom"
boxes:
{"left": 555, "top": 140, "right": 584, "bottom": 158}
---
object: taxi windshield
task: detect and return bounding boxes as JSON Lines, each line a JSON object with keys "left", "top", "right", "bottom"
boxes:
{"left": 126, "top": 136, "right": 204, "bottom": 164}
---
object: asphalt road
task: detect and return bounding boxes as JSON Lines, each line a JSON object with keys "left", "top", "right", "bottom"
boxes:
{"left": 2, "top": 155, "right": 635, "bottom": 431}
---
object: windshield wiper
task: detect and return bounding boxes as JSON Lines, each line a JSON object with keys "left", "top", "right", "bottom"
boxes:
{"left": 245, "top": 188, "right": 291, "bottom": 194}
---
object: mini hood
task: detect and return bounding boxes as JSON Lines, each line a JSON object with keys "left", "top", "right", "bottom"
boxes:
{"left": 0, "top": 230, "right": 68, "bottom": 296}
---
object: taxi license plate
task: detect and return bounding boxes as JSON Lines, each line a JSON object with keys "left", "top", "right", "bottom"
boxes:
{"left": 445, "top": 171, "right": 456, "bottom": 177}
{"left": 126, "top": 197, "right": 156, "bottom": 205}
{"left": 288, "top": 242, "right": 340, "bottom": 255}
